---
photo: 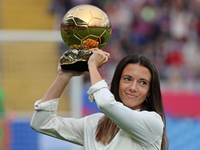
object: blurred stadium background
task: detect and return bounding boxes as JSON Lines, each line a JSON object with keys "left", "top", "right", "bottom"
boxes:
{"left": 0, "top": 0, "right": 200, "bottom": 150}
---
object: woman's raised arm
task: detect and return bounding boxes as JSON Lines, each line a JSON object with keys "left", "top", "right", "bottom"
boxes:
{"left": 39, "top": 59, "right": 84, "bottom": 104}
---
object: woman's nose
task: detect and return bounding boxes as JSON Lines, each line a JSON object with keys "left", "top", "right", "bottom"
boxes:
{"left": 129, "top": 82, "right": 137, "bottom": 92}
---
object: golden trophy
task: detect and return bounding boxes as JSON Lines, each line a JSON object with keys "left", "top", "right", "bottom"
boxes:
{"left": 60, "top": 4, "right": 112, "bottom": 72}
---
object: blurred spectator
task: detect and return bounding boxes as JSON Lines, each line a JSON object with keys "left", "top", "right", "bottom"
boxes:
{"left": 51, "top": 0, "right": 200, "bottom": 83}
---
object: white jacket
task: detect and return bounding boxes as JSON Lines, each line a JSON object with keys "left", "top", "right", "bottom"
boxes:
{"left": 30, "top": 80, "right": 163, "bottom": 150}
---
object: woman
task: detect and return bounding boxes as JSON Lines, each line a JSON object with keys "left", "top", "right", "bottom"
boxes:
{"left": 30, "top": 48, "right": 168, "bottom": 150}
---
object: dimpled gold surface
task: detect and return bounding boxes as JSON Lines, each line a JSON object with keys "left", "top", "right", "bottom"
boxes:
{"left": 60, "top": 4, "right": 112, "bottom": 50}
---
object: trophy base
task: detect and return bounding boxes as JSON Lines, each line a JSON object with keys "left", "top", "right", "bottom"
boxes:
{"left": 60, "top": 49, "right": 92, "bottom": 72}
{"left": 61, "top": 61, "right": 89, "bottom": 72}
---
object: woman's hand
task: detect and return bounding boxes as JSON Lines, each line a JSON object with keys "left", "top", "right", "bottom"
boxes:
{"left": 88, "top": 48, "right": 110, "bottom": 70}
{"left": 87, "top": 48, "right": 110, "bottom": 85}
{"left": 57, "top": 57, "right": 85, "bottom": 78}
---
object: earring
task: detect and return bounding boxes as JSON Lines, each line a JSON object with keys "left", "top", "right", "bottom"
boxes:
{"left": 145, "top": 96, "right": 150, "bottom": 103}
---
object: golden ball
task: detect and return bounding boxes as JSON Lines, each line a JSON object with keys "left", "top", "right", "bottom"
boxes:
{"left": 60, "top": 4, "right": 112, "bottom": 50}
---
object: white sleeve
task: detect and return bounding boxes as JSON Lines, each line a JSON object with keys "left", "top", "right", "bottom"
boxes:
{"left": 87, "top": 80, "right": 164, "bottom": 146}
{"left": 30, "top": 99, "right": 85, "bottom": 146}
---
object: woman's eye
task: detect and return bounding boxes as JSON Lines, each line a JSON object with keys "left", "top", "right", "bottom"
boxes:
{"left": 124, "top": 77, "right": 131, "bottom": 81}
{"left": 140, "top": 81, "right": 147, "bottom": 85}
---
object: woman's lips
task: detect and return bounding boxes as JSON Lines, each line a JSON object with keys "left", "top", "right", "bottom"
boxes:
{"left": 126, "top": 93, "right": 138, "bottom": 98}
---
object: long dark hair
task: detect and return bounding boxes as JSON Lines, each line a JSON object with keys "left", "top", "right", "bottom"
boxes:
{"left": 95, "top": 54, "right": 168, "bottom": 150}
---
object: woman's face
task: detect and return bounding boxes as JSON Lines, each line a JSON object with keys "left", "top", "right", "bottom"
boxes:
{"left": 119, "top": 63, "right": 151, "bottom": 110}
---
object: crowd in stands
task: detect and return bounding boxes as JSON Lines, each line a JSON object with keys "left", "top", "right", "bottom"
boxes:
{"left": 49, "top": 0, "right": 200, "bottom": 84}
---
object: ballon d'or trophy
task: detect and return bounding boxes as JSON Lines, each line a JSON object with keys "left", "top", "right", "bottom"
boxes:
{"left": 60, "top": 4, "right": 112, "bottom": 72}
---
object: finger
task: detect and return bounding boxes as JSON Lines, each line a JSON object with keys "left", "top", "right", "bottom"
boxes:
{"left": 59, "top": 56, "right": 63, "bottom": 65}
{"left": 103, "top": 54, "right": 109, "bottom": 62}
{"left": 89, "top": 47, "right": 100, "bottom": 51}
{"left": 103, "top": 52, "right": 110, "bottom": 59}
{"left": 102, "top": 51, "right": 109, "bottom": 55}
{"left": 105, "top": 54, "right": 110, "bottom": 59}
{"left": 88, "top": 49, "right": 102, "bottom": 56}
{"left": 88, "top": 48, "right": 96, "bottom": 53}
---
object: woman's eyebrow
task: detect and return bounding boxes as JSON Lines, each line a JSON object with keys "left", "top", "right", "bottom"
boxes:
{"left": 122, "top": 75, "right": 132, "bottom": 78}
{"left": 140, "top": 78, "right": 150, "bottom": 83}
{"left": 122, "top": 75, "right": 150, "bottom": 83}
